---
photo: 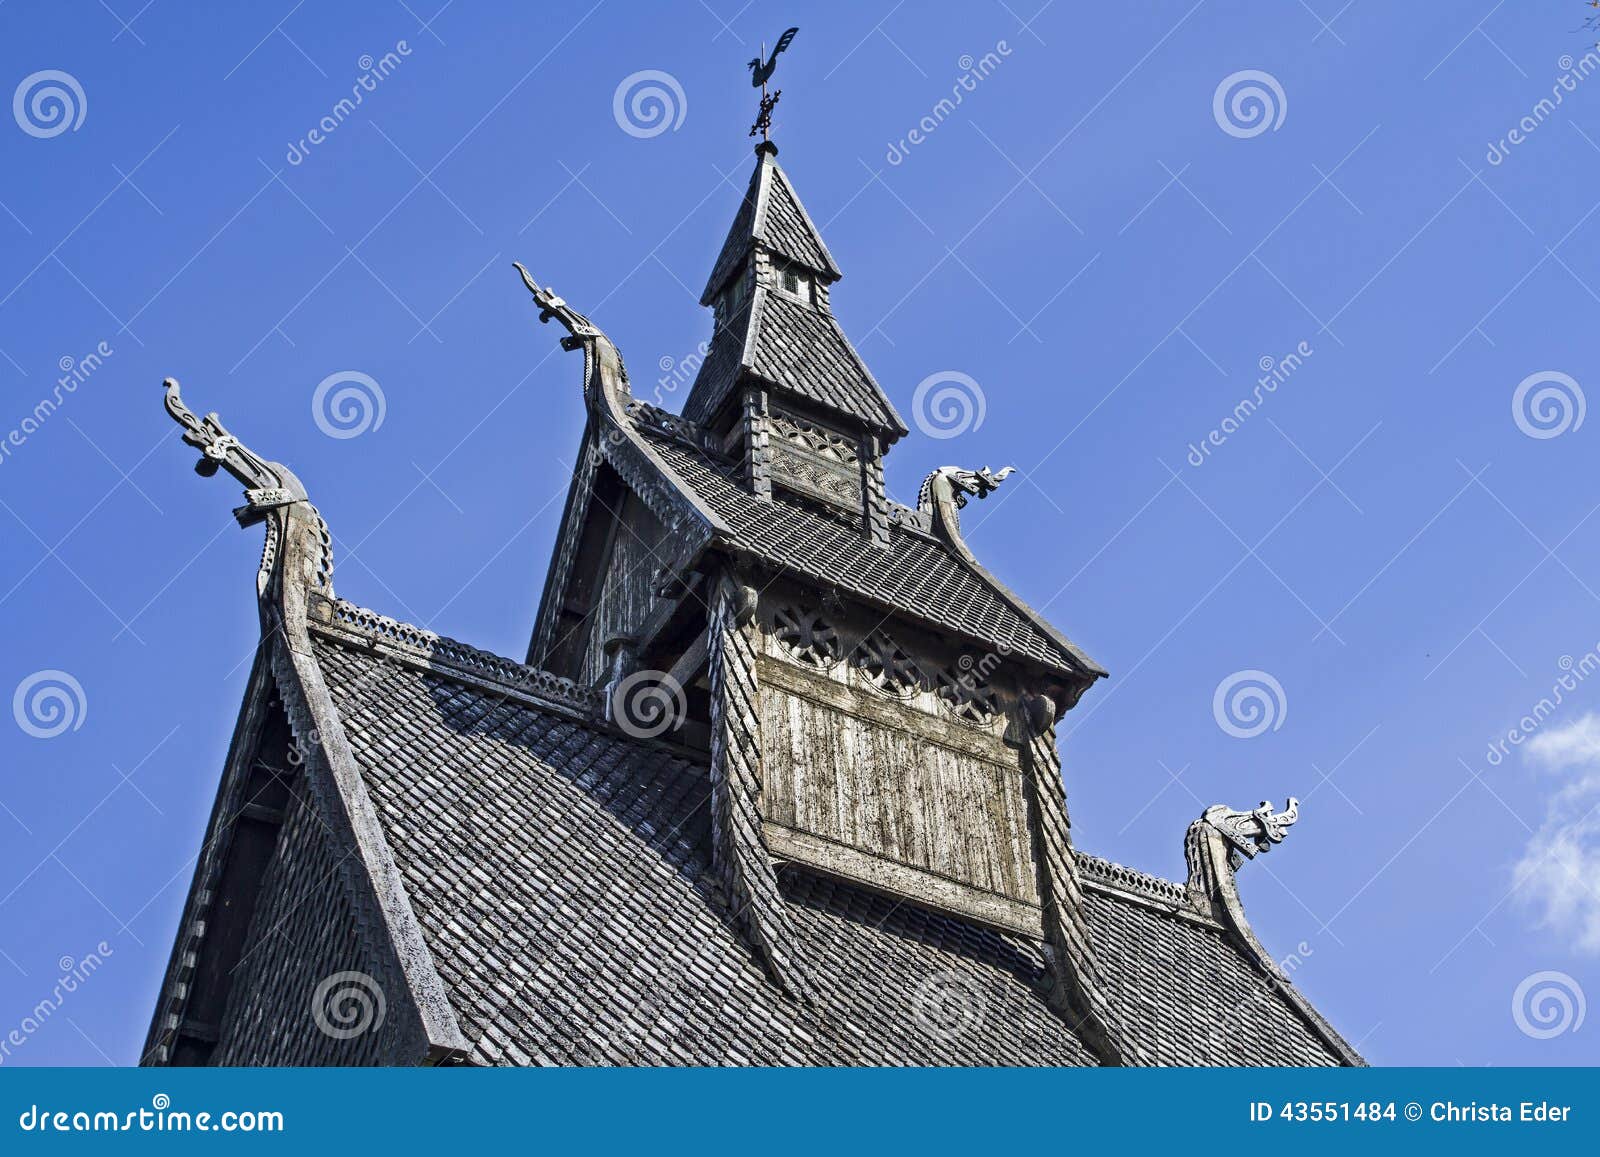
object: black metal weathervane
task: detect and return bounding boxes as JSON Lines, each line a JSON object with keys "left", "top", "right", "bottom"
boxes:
{"left": 747, "top": 26, "right": 799, "bottom": 142}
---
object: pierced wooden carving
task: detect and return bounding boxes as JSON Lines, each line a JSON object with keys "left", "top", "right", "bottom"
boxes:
{"left": 935, "top": 658, "right": 999, "bottom": 723}
{"left": 851, "top": 630, "right": 924, "bottom": 697}
{"left": 770, "top": 409, "right": 859, "bottom": 464}
{"left": 770, "top": 445, "right": 860, "bottom": 507}
{"left": 772, "top": 605, "right": 842, "bottom": 668}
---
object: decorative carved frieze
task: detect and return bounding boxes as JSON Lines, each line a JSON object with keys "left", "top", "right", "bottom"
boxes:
{"left": 935, "top": 658, "right": 1000, "bottom": 723}
{"left": 850, "top": 631, "right": 923, "bottom": 697}
{"left": 771, "top": 605, "right": 843, "bottom": 668}
{"left": 770, "top": 599, "right": 1006, "bottom": 726}
{"left": 770, "top": 408, "right": 859, "bottom": 464}
{"left": 767, "top": 405, "right": 863, "bottom": 512}
{"left": 321, "top": 600, "right": 603, "bottom": 717}
{"left": 770, "top": 444, "right": 860, "bottom": 509}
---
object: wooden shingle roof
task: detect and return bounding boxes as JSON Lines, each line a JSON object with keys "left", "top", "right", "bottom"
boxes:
{"left": 311, "top": 623, "right": 1348, "bottom": 1067}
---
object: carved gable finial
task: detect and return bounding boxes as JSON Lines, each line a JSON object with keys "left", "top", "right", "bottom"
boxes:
{"left": 1199, "top": 797, "right": 1300, "bottom": 870}
{"left": 162, "top": 377, "right": 331, "bottom": 597}
{"left": 917, "top": 465, "right": 1015, "bottom": 513}
{"left": 164, "top": 377, "right": 304, "bottom": 527}
{"left": 512, "top": 262, "right": 604, "bottom": 351}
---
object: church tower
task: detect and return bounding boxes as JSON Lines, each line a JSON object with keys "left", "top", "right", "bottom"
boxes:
{"left": 520, "top": 133, "right": 1145, "bottom": 1058}
{"left": 688, "top": 139, "right": 904, "bottom": 541}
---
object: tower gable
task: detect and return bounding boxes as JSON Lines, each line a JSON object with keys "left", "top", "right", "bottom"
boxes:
{"left": 684, "top": 145, "right": 907, "bottom": 453}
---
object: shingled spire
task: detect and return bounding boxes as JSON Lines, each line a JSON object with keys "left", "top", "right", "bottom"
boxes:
{"left": 685, "top": 143, "right": 907, "bottom": 544}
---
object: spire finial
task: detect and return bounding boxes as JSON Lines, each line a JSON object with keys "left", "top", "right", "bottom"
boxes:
{"left": 746, "top": 26, "right": 798, "bottom": 143}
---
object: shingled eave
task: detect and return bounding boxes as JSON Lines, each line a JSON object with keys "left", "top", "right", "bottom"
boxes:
{"left": 922, "top": 469, "right": 1107, "bottom": 688}
{"left": 762, "top": 289, "right": 908, "bottom": 439}
{"left": 1184, "top": 820, "right": 1367, "bottom": 1066}
{"left": 514, "top": 265, "right": 738, "bottom": 670}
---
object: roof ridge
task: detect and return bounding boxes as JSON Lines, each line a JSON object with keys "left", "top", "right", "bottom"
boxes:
{"left": 1074, "top": 849, "right": 1193, "bottom": 910}
{"left": 313, "top": 597, "right": 605, "bottom": 719}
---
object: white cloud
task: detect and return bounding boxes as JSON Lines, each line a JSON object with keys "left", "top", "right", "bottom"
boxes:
{"left": 1514, "top": 713, "right": 1600, "bottom": 954}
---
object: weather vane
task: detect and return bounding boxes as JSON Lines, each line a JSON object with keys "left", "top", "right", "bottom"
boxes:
{"left": 747, "top": 26, "right": 798, "bottom": 143}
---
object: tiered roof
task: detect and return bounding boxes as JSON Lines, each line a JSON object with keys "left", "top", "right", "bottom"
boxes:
{"left": 142, "top": 138, "right": 1364, "bottom": 1069}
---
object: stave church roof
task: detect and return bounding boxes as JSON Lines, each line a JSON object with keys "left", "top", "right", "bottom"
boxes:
{"left": 142, "top": 123, "right": 1363, "bottom": 1069}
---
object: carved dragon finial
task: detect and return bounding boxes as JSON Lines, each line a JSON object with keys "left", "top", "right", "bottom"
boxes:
{"left": 1198, "top": 797, "right": 1300, "bottom": 871}
{"left": 512, "top": 262, "right": 604, "bottom": 352}
{"left": 917, "top": 464, "right": 1015, "bottom": 513}
{"left": 163, "top": 377, "right": 304, "bottom": 527}
{"left": 162, "top": 377, "right": 331, "bottom": 597}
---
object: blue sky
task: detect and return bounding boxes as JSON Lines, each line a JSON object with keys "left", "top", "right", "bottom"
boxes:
{"left": 2, "top": 1, "right": 1599, "bottom": 1066}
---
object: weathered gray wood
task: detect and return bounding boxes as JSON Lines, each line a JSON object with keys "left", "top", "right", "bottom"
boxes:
{"left": 756, "top": 650, "right": 1040, "bottom": 909}
{"left": 765, "top": 822, "right": 1042, "bottom": 936}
